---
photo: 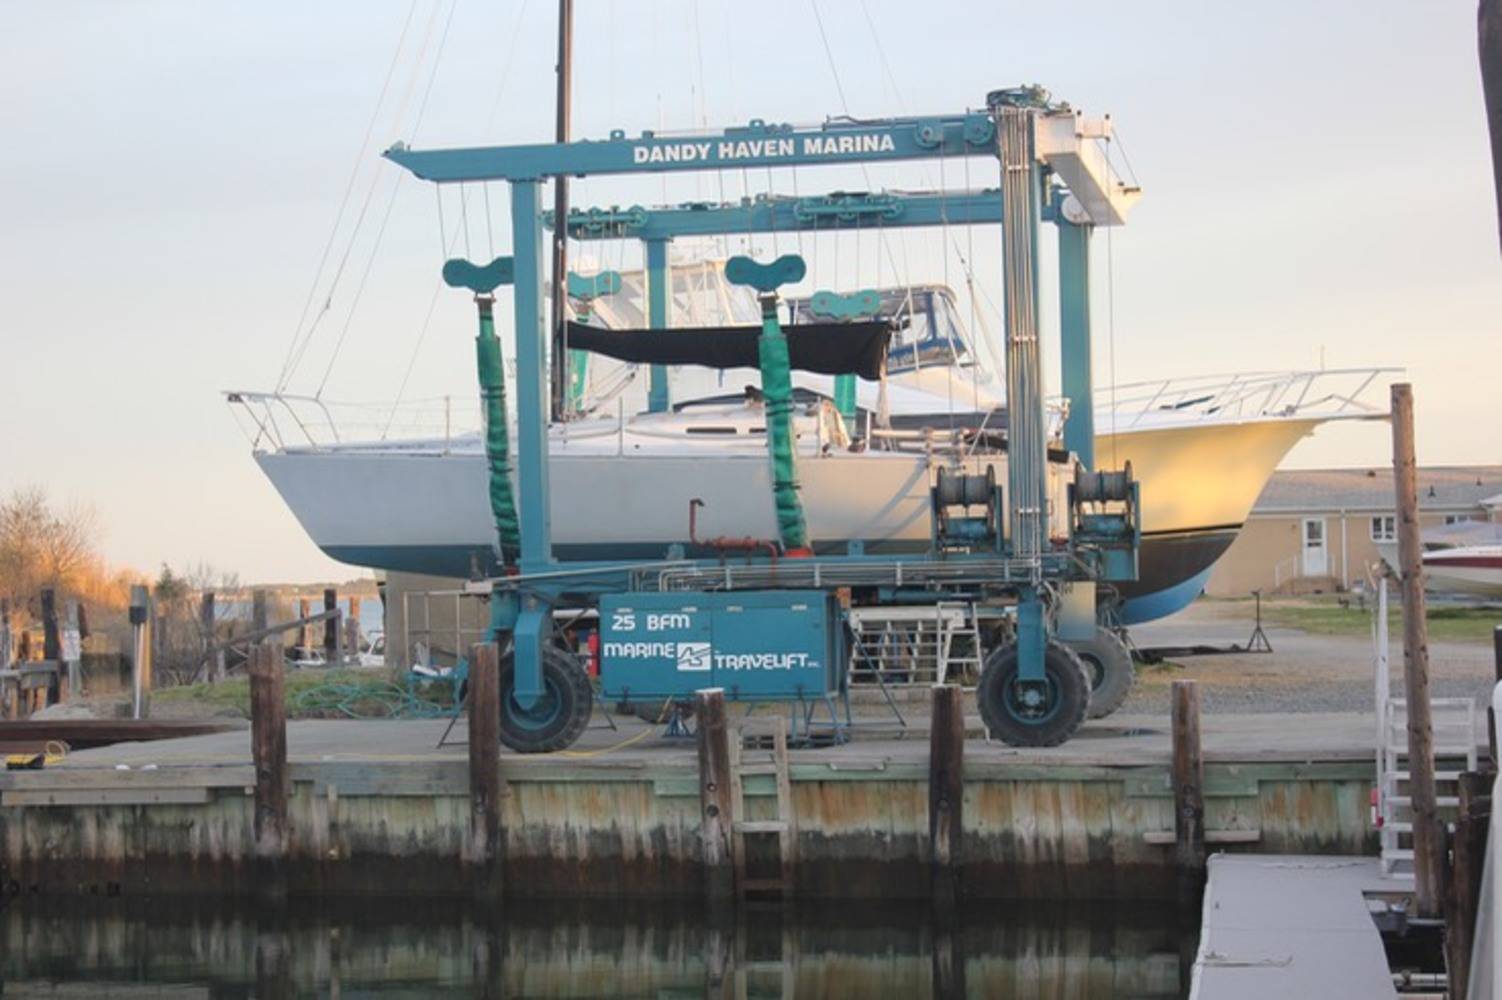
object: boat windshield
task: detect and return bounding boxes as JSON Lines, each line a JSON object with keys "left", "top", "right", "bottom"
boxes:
{"left": 788, "top": 285, "right": 976, "bottom": 375}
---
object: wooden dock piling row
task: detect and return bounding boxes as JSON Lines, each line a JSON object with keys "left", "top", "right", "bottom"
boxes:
{"left": 249, "top": 642, "right": 288, "bottom": 901}
{"left": 1171, "top": 680, "right": 1205, "bottom": 904}
{"left": 466, "top": 642, "right": 503, "bottom": 899}
{"left": 1391, "top": 382, "right": 1443, "bottom": 918}
{"left": 695, "top": 688, "right": 735, "bottom": 906}
{"left": 928, "top": 685, "right": 964, "bottom": 907}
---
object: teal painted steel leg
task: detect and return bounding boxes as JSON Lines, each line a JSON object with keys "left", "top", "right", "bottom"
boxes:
{"left": 646, "top": 238, "right": 670, "bottom": 412}
{"left": 1016, "top": 593, "right": 1045, "bottom": 682}
{"left": 757, "top": 295, "right": 811, "bottom": 552}
{"left": 567, "top": 348, "right": 589, "bottom": 411}
{"left": 513, "top": 602, "right": 550, "bottom": 710}
{"left": 488, "top": 589, "right": 520, "bottom": 640}
{"left": 833, "top": 373, "right": 856, "bottom": 426}
{"left": 1058, "top": 217, "right": 1095, "bottom": 470}
{"left": 509, "top": 180, "right": 552, "bottom": 573}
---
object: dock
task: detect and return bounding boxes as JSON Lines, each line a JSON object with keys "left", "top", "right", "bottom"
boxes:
{"left": 1191, "top": 854, "right": 1406, "bottom": 999}
{"left": 0, "top": 709, "right": 1390, "bottom": 900}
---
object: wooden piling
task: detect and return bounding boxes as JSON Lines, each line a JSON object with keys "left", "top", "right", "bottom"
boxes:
{"left": 40, "top": 588, "right": 61, "bottom": 704}
{"left": 252, "top": 589, "right": 269, "bottom": 632}
{"left": 324, "top": 588, "right": 339, "bottom": 665}
{"left": 201, "top": 591, "right": 224, "bottom": 683}
{"left": 928, "top": 684, "right": 965, "bottom": 908}
{"left": 1172, "top": 680, "right": 1205, "bottom": 903}
{"left": 1447, "top": 771, "right": 1491, "bottom": 999}
{"left": 1391, "top": 383, "right": 1442, "bottom": 917}
{"left": 696, "top": 688, "right": 735, "bottom": 905}
{"left": 249, "top": 642, "right": 288, "bottom": 900}
{"left": 466, "top": 642, "right": 503, "bottom": 898}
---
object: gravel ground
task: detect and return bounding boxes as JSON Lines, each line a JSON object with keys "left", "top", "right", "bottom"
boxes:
{"left": 1121, "top": 600, "right": 1497, "bottom": 715}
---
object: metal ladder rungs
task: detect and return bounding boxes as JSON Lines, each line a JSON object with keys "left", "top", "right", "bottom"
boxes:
{"left": 1384, "top": 795, "right": 1460, "bottom": 808}
{"left": 735, "top": 820, "right": 790, "bottom": 834}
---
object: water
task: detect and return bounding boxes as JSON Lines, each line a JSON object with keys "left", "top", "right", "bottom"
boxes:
{"left": 0, "top": 896, "right": 1196, "bottom": 997}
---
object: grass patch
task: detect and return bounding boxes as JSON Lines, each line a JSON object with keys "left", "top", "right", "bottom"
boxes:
{"left": 154, "top": 668, "right": 458, "bottom": 719}
{"left": 1259, "top": 598, "right": 1501, "bottom": 643}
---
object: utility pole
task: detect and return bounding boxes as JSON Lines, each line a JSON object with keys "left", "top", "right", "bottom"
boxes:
{"left": 1391, "top": 383, "right": 1441, "bottom": 916}
{"left": 548, "top": 0, "right": 574, "bottom": 421}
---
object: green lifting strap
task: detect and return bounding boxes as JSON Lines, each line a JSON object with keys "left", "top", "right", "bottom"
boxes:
{"left": 725, "top": 254, "right": 811, "bottom": 555}
{"left": 475, "top": 297, "right": 522, "bottom": 564}
{"left": 758, "top": 298, "right": 810, "bottom": 553}
{"left": 564, "top": 270, "right": 623, "bottom": 414}
{"left": 807, "top": 289, "right": 882, "bottom": 425}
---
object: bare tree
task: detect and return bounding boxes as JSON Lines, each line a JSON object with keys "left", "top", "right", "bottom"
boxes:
{"left": 0, "top": 487, "right": 102, "bottom": 607}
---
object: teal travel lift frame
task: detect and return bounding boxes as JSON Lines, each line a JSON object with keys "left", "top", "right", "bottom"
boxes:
{"left": 386, "top": 87, "right": 1139, "bottom": 752}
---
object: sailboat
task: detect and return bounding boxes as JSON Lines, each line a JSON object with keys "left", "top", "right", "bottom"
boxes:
{"left": 231, "top": 270, "right": 1393, "bottom": 625}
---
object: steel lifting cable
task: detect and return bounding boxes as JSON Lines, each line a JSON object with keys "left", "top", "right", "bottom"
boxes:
{"left": 275, "top": 0, "right": 421, "bottom": 393}
{"left": 281, "top": 0, "right": 449, "bottom": 393}
{"left": 383, "top": 0, "right": 531, "bottom": 438}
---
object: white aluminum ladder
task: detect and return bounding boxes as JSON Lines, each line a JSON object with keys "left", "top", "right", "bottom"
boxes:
{"left": 1373, "top": 579, "right": 1478, "bottom": 876}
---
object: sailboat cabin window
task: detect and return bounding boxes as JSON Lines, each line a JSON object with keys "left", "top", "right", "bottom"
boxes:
{"left": 1370, "top": 516, "right": 1395, "bottom": 542}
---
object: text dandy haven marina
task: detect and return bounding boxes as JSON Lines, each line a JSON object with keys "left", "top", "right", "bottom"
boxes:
{"left": 632, "top": 132, "right": 898, "bottom": 165}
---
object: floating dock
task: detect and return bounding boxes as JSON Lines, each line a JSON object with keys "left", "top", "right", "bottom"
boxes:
{"left": 1190, "top": 854, "right": 1405, "bottom": 999}
{"left": 0, "top": 711, "right": 1384, "bottom": 900}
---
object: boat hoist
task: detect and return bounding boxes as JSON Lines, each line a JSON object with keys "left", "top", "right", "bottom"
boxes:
{"left": 387, "top": 86, "right": 1142, "bottom": 751}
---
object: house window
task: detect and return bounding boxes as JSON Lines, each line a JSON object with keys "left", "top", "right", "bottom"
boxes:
{"left": 1445, "top": 513, "right": 1479, "bottom": 526}
{"left": 1370, "top": 516, "right": 1395, "bottom": 542}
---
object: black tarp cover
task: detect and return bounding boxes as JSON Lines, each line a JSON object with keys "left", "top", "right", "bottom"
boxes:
{"left": 565, "top": 320, "right": 891, "bottom": 380}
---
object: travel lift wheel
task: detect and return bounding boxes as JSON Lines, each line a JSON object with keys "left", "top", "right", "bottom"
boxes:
{"left": 1066, "top": 627, "right": 1136, "bottom": 719}
{"left": 976, "top": 641, "right": 1092, "bottom": 747}
{"left": 496, "top": 645, "right": 593, "bottom": 753}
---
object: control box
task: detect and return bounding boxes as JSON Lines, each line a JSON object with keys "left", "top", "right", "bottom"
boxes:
{"left": 598, "top": 590, "right": 842, "bottom": 701}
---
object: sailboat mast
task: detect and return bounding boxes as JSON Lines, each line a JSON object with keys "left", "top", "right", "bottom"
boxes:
{"left": 549, "top": 0, "right": 574, "bottom": 420}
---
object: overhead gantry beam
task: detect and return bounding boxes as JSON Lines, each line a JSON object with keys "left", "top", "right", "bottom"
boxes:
{"left": 385, "top": 114, "right": 998, "bottom": 182}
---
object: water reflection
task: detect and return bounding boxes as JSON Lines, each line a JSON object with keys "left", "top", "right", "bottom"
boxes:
{"left": 0, "top": 896, "right": 1194, "bottom": 998}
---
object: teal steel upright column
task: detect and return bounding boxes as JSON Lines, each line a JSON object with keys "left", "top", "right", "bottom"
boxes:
{"left": 1057, "top": 216, "right": 1095, "bottom": 471}
{"left": 645, "top": 238, "right": 671, "bottom": 412}
{"left": 509, "top": 180, "right": 553, "bottom": 572}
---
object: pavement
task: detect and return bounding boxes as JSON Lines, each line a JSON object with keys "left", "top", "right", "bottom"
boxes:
{"left": 1122, "top": 600, "right": 1497, "bottom": 715}
{"left": 49, "top": 706, "right": 1472, "bottom": 772}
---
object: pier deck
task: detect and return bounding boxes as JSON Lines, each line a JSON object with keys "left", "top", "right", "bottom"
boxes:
{"left": 1191, "top": 854, "right": 1403, "bottom": 999}
{"left": 0, "top": 709, "right": 1468, "bottom": 901}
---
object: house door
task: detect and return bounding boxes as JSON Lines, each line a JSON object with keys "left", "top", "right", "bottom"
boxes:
{"left": 1301, "top": 517, "right": 1328, "bottom": 576}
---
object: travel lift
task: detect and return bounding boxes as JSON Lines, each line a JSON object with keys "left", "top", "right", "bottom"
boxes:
{"left": 386, "top": 86, "right": 1141, "bottom": 752}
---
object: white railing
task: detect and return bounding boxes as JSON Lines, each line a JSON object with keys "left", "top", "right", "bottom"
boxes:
{"left": 1097, "top": 367, "right": 1400, "bottom": 430}
{"left": 226, "top": 390, "right": 482, "bottom": 453}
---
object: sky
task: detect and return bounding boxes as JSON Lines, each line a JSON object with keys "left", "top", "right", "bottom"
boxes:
{"left": 1, "top": 1, "right": 1497, "bottom": 584}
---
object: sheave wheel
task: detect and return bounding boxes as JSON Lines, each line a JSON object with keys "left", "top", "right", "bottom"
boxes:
{"left": 496, "top": 646, "right": 593, "bottom": 753}
{"left": 977, "top": 640, "right": 1091, "bottom": 747}
{"left": 1067, "top": 627, "right": 1136, "bottom": 719}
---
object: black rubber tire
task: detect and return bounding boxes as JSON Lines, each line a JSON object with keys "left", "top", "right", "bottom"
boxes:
{"left": 976, "top": 640, "right": 1091, "bottom": 747}
{"left": 496, "top": 646, "right": 593, "bottom": 753}
{"left": 1068, "top": 627, "right": 1136, "bottom": 719}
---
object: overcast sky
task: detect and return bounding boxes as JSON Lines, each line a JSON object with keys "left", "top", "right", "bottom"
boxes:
{"left": 1, "top": 1, "right": 1497, "bottom": 584}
